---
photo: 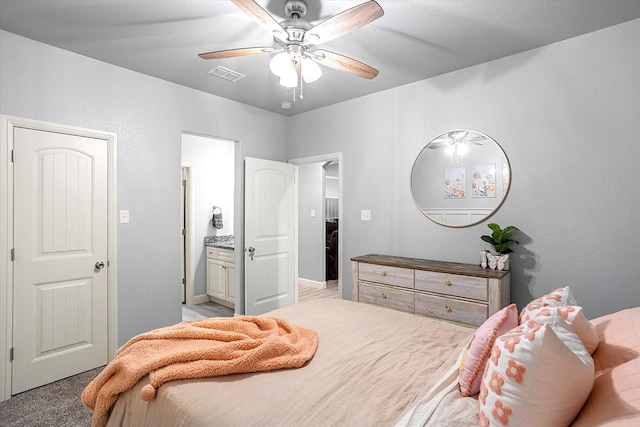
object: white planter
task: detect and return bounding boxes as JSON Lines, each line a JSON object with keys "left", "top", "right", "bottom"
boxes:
{"left": 487, "top": 253, "right": 510, "bottom": 270}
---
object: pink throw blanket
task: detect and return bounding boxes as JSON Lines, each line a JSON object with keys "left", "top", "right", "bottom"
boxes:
{"left": 82, "top": 316, "right": 318, "bottom": 427}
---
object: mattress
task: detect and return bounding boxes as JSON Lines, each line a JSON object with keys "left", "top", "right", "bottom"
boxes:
{"left": 105, "top": 298, "right": 474, "bottom": 427}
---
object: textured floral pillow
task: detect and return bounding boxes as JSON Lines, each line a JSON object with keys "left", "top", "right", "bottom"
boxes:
{"left": 458, "top": 304, "right": 518, "bottom": 397}
{"left": 520, "top": 305, "right": 599, "bottom": 354}
{"left": 520, "top": 286, "right": 576, "bottom": 314}
{"left": 479, "top": 313, "right": 594, "bottom": 426}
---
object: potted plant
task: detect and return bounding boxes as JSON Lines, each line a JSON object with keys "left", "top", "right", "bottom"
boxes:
{"left": 481, "top": 223, "right": 519, "bottom": 270}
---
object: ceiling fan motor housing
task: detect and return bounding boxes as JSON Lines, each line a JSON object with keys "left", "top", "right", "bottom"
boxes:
{"left": 284, "top": 0, "right": 307, "bottom": 19}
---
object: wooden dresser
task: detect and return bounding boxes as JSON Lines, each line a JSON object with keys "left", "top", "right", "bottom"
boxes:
{"left": 351, "top": 254, "right": 510, "bottom": 326}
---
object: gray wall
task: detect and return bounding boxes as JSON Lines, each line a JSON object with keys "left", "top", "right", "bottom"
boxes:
{"left": 287, "top": 18, "right": 640, "bottom": 319}
{"left": 0, "top": 30, "right": 290, "bottom": 345}
{"left": 1, "top": 15, "right": 639, "bottom": 347}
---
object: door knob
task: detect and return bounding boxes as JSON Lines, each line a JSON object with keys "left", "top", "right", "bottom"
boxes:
{"left": 247, "top": 247, "right": 255, "bottom": 261}
{"left": 95, "top": 260, "right": 105, "bottom": 269}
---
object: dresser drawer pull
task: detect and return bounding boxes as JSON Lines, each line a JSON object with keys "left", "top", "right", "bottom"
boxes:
{"left": 444, "top": 280, "right": 452, "bottom": 286}
{"left": 445, "top": 305, "right": 452, "bottom": 312}
{"left": 381, "top": 292, "right": 387, "bottom": 299}
{"left": 381, "top": 271, "right": 387, "bottom": 276}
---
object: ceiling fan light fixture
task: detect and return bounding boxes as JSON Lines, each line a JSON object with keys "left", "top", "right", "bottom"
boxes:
{"left": 269, "top": 52, "right": 292, "bottom": 77}
{"left": 301, "top": 58, "right": 322, "bottom": 83}
{"left": 279, "top": 66, "right": 298, "bottom": 88}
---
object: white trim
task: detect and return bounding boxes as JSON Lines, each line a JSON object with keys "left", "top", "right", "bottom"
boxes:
{"left": 181, "top": 163, "right": 195, "bottom": 306}
{"left": 298, "top": 278, "right": 327, "bottom": 289}
{"left": 289, "top": 152, "right": 343, "bottom": 299}
{"left": 0, "top": 115, "right": 117, "bottom": 402}
{"left": 192, "top": 294, "right": 210, "bottom": 305}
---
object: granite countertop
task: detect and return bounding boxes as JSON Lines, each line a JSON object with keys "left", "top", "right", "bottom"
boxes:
{"left": 204, "top": 235, "right": 234, "bottom": 250}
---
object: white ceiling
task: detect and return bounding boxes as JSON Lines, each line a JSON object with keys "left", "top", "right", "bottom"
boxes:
{"left": 2, "top": 0, "right": 640, "bottom": 116}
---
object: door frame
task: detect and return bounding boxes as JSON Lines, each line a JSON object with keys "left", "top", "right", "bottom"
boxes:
{"left": 181, "top": 163, "right": 196, "bottom": 306}
{"left": 0, "top": 115, "right": 118, "bottom": 402}
{"left": 289, "top": 152, "right": 343, "bottom": 297}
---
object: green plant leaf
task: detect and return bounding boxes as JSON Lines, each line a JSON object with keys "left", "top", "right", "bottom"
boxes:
{"left": 487, "top": 223, "right": 501, "bottom": 233}
{"left": 482, "top": 223, "right": 520, "bottom": 254}
{"left": 481, "top": 235, "right": 496, "bottom": 245}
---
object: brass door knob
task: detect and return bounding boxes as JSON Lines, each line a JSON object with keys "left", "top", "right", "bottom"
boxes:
{"left": 381, "top": 292, "right": 387, "bottom": 299}
{"left": 445, "top": 305, "right": 452, "bottom": 312}
{"left": 381, "top": 271, "right": 387, "bottom": 276}
{"left": 444, "top": 280, "right": 452, "bottom": 286}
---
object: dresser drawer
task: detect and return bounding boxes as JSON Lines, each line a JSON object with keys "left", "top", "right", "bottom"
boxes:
{"left": 358, "top": 263, "right": 414, "bottom": 289}
{"left": 415, "top": 270, "right": 487, "bottom": 301}
{"left": 359, "top": 282, "right": 414, "bottom": 314}
{"left": 415, "top": 293, "right": 487, "bottom": 326}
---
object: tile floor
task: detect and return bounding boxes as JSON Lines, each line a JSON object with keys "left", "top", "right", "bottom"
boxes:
{"left": 182, "top": 301, "right": 234, "bottom": 321}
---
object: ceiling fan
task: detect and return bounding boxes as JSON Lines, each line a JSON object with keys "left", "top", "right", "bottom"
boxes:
{"left": 427, "top": 131, "right": 485, "bottom": 149}
{"left": 199, "top": 0, "right": 384, "bottom": 93}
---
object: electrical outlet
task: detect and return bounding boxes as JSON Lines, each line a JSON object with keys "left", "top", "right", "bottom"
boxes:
{"left": 119, "top": 210, "right": 130, "bottom": 224}
{"left": 361, "top": 209, "right": 371, "bottom": 221}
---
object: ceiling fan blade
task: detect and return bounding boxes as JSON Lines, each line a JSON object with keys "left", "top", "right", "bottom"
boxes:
{"left": 231, "top": 0, "right": 286, "bottom": 42}
{"left": 427, "top": 141, "right": 451, "bottom": 149}
{"left": 198, "top": 47, "right": 275, "bottom": 60}
{"left": 312, "top": 50, "right": 379, "bottom": 79}
{"left": 304, "top": 0, "right": 383, "bottom": 45}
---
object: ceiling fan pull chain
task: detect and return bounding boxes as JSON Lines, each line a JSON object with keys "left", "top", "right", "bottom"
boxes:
{"left": 300, "top": 73, "right": 304, "bottom": 99}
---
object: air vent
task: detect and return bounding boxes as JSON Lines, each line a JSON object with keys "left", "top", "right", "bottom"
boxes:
{"left": 208, "top": 66, "right": 245, "bottom": 82}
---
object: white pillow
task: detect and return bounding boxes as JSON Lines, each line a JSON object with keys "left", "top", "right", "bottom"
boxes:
{"left": 520, "top": 286, "right": 599, "bottom": 354}
{"left": 520, "top": 286, "right": 577, "bottom": 313}
{"left": 479, "top": 313, "right": 594, "bottom": 426}
{"left": 520, "top": 305, "right": 599, "bottom": 354}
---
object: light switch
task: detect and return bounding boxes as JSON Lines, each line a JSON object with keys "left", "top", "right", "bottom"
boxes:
{"left": 311, "top": 209, "right": 316, "bottom": 217}
{"left": 119, "top": 210, "right": 130, "bottom": 224}
{"left": 361, "top": 209, "right": 371, "bottom": 221}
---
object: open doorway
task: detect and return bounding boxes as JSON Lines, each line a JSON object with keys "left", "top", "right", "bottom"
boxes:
{"left": 290, "top": 153, "right": 343, "bottom": 300}
{"left": 181, "top": 133, "right": 235, "bottom": 317}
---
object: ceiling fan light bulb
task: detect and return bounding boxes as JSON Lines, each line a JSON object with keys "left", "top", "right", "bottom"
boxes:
{"left": 269, "top": 52, "right": 292, "bottom": 77}
{"left": 302, "top": 58, "right": 322, "bottom": 83}
{"left": 280, "top": 67, "right": 298, "bottom": 88}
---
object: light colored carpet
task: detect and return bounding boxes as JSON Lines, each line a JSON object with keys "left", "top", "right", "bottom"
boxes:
{"left": 0, "top": 366, "right": 101, "bottom": 427}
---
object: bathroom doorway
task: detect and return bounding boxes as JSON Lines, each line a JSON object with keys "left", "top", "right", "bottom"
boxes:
{"left": 181, "top": 133, "right": 235, "bottom": 308}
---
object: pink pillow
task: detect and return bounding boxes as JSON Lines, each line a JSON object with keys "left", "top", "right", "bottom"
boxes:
{"left": 573, "top": 307, "right": 640, "bottom": 426}
{"left": 479, "top": 313, "right": 594, "bottom": 426}
{"left": 458, "top": 304, "right": 518, "bottom": 396}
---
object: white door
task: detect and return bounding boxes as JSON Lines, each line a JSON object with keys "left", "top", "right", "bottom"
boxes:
{"left": 12, "top": 127, "right": 108, "bottom": 394}
{"left": 244, "top": 157, "right": 297, "bottom": 315}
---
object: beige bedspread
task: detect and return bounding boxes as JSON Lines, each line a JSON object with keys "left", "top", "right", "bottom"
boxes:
{"left": 106, "top": 298, "right": 474, "bottom": 427}
{"left": 84, "top": 316, "right": 318, "bottom": 427}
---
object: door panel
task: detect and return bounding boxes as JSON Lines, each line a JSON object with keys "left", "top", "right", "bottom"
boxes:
{"left": 12, "top": 127, "right": 108, "bottom": 394}
{"left": 244, "top": 157, "right": 297, "bottom": 315}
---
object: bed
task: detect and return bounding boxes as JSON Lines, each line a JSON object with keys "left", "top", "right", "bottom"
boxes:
{"left": 91, "top": 295, "right": 640, "bottom": 427}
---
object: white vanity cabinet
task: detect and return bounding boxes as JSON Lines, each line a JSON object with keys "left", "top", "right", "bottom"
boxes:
{"left": 206, "top": 247, "right": 235, "bottom": 308}
{"left": 352, "top": 254, "right": 510, "bottom": 327}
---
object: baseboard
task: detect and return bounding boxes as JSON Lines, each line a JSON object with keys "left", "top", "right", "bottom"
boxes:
{"left": 191, "top": 294, "right": 210, "bottom": 305}
{"left": 298, "top": 277, "right": 326, "bottom": 289}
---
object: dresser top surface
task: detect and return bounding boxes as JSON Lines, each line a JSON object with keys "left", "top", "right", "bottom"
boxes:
{"left": 352, "top": 254, "right": 510, "bottom": 279}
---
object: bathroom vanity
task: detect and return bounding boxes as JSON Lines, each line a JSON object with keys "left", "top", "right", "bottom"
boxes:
{"left": 205, "top": 236, "right": 235, "bottom": 309}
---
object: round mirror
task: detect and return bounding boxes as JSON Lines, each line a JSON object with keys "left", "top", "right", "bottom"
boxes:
{"left": 410, "top": 130, "right": 511, "bottom": 227}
